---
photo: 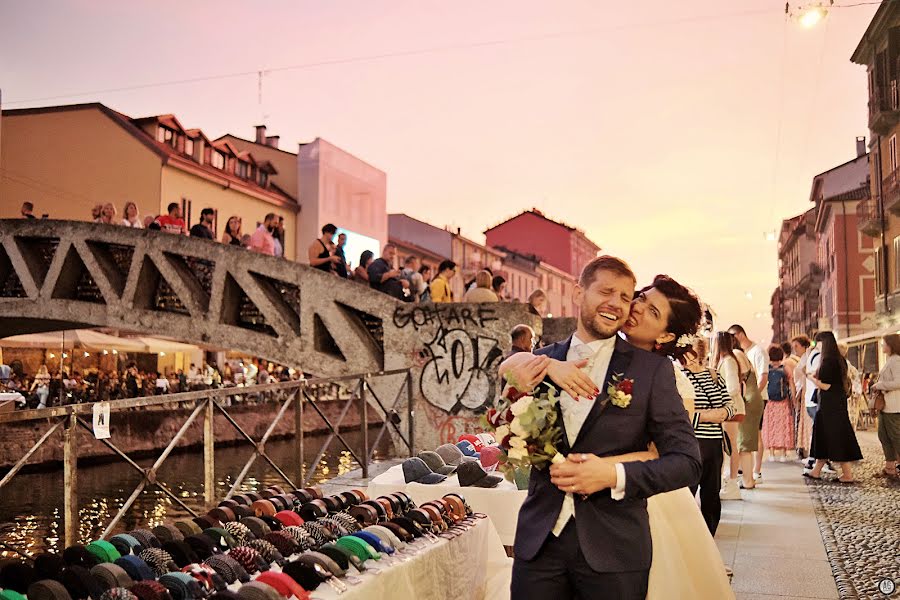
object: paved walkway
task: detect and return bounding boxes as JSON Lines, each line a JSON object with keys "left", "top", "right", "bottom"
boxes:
{"left": 716, "top": 456, "right": 840, "bottom": 600}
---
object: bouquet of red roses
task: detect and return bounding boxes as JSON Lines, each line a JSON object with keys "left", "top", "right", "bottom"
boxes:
{"left": 481, "top": 378, "right": 566, "bottom": 487}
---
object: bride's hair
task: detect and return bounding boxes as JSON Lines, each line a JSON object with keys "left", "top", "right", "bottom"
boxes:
{"left": 638, "top": 275, "right": 702, "bottom": 363}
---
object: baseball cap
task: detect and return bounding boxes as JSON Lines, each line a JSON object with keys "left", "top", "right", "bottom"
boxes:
{"left": 456, "top": 460, "right": 503, "bottom": 488}
{"left": 401, "top": 457, "right": 447, "bottom": 484}
{"left": 417, "top": 451, "right": 456, "bottom": 475}
{"left": 456, "top": 440, "right": 480, "bottom": 459}
{"left": 458, "top": 434, "right": 485, "bottom": 451}
{"left": 479, "top": 446, "right": 502, "bottom": 472}
{"left": 475, "top": 432, "right": 497, "bottom": 447}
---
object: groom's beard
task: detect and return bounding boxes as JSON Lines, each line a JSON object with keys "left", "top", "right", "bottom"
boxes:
{"left": 581, "top": 306, "right": 623, "bottom": 340}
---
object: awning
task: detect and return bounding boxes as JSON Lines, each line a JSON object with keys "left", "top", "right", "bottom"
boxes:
{"left": 0, "top": 329, "right": 148, "bottom": 352}
{"left": 838, "top": 325, "right": 899, "bottom": 345}
{"left": 133, "top": 337, "right": 202, "bottom": 354}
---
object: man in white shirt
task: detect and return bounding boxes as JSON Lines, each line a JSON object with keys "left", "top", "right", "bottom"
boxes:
{"left": 508, "top": 256, "right": 701, "bottom": 600}
{"left": 795, "top": 336, "right": 823, "bottom": 470}
{"left": 728, "top": 324, "right": 769, "bottom": 481}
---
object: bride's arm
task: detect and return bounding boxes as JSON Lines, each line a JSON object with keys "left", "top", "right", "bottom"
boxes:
{"left": 498, "top": 352, "right": 596, "bottom": 399}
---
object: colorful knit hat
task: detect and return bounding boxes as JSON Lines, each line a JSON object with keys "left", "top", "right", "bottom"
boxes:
{"left": 129, "top": 581, "right": 172, "bottom": 600}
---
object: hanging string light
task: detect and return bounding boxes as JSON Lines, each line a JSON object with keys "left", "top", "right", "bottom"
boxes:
{"left": 786, "top": 1, "right": 834, "bottom": 28}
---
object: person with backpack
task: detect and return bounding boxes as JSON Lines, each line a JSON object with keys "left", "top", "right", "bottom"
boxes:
{"left": 762, "top": 345, "right": 795, "bottom": 461}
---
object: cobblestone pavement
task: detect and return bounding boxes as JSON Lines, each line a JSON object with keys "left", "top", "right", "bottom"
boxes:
{"left": 805, "top": 430, "right": 900, "bottom": 600}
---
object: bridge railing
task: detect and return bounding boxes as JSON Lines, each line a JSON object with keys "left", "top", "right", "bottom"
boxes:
{"left": 0, "top": 369, "right": 413, "bottom": 555}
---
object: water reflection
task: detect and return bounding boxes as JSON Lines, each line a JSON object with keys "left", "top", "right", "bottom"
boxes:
{"left": 0, "top": 430, "right": 393, "bottom": 556}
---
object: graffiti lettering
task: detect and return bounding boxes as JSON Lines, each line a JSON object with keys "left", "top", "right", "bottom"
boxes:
{"left": 393, "top": 304, "right": 499, "bottom": 331}
{"left": 418, "top": 325, "right": 503, "bottom": 413}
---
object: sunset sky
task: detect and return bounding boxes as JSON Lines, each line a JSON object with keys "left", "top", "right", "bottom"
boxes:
{"left": 0, "top": 1, "right": 881, "bottom": 344}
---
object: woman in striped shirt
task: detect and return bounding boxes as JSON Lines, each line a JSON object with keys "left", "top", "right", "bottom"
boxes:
{"left": 683, "top": 337, "right": 735, "bottom": 536}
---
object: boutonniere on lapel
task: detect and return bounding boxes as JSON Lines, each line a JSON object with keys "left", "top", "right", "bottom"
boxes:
{"left": 607, "top": 374, "right": 634, "bottom": 409}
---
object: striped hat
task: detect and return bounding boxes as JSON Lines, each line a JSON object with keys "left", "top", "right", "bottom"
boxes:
{"left": 136, "top": 549, "right": 176, "bottom": 578}
{"left": 127, "top": 532, "right": 159, "bottom": 551}
{"left": 157, "top": 573, "right": 203, "bottom": 600}
{"left": 222, "top": 522, "right": 253, "bottom": 546}
{"left": 89, "top": 564, "right": 133, "bottom": 590}
{"left": 262, "top": 532, "right": 298, "bottom": 557}
{"left": 203, "top": 555, "right": 249, "bottom": 585}
{"left": 245, "top": 540, "right": 284, "bottom": 566}
{"left": 279, "top": 526, "right": 313, "bottom": 551}
{"left": 128, "top": 581, "right": 172, "bottom": 600}
{"left": 224, "top": 547, "right": 264, "bottom": 576}
{"left": 112, "top": 557, "right": 154, "bottom": 583}
{"left": 99, "top": 589, "right": 137, "bottom": 600}
{"left": 27, "top": 579, "right": 74, "bottom": 600}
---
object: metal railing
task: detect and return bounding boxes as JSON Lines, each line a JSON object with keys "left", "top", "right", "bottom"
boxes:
{"left": 0, "top": 369, "right": 413, "bottom": 555}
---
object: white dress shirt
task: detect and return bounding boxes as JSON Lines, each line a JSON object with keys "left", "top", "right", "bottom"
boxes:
{"left": 552, "top": 334, "right": 620, "bottom": 536}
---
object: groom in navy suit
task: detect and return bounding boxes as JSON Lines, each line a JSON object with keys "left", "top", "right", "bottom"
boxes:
{"left": 509, "top": 256, "right": 701, "bottom": 600}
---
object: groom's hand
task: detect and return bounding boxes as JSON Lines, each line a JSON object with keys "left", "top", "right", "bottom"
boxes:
{"left": 549, "top": 453, "right": 617, "bottom": 495}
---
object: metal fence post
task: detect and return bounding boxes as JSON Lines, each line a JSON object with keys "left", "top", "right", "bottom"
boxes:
{"left": 407, "top": 370, "right": 415, "bottom": 456}
{"left": 361, "top": 378, "right": 369, "bottom": 479}
{"left": 203, "top": 399, "right": 215, "bottom": 508}
{"left": 63, "top": 412, "right": 78, "bottom": 546}
{"left": 294, "top": 387, "right": 304, "bottom": 486}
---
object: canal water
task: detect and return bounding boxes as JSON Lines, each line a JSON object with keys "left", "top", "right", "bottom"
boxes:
{"left": 0, "top": 430, "right": 394, "bottom": 557}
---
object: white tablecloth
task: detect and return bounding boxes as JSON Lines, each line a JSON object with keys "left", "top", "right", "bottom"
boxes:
{"left": 367, "top": 464, "right": 526, "bottom": 546}
{"left": 310, "top": 516, "right": 512, "bottom": 600}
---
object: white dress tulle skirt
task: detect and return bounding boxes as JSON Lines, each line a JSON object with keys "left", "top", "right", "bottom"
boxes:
{"left": 646, "top": 487, "right": 734, "bottom": 599}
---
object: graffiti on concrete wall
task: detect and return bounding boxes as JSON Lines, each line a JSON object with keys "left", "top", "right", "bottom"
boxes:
{"left": 393, "top": 304, "right": 503, "bottom": 413}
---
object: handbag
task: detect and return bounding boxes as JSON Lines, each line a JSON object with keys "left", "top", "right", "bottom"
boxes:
{"left": 872, "top": 390, "right": 886, "bottom": 413}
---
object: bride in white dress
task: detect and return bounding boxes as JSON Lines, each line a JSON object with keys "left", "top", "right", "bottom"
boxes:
{"left": 503, "top": 274, "right": 734, "bottom": 599}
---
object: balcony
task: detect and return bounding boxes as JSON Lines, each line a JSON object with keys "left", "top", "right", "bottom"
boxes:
{"left": 857, "top": 197, "right": 883, "bottom": 237}
{"left": 884, "top": 166, "right": 900, "bottom": 215}
{"left": 869, "top": 82, "right": 900, "bottom": 136}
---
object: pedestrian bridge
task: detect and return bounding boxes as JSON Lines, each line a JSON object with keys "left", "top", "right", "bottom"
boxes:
{"left": 0, "top": 220, "right": 536, "bottom": 438}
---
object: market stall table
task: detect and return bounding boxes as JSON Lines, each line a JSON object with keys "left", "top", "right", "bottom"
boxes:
{"left": 367, "top": 464, "right": 526, "bottom": 546}
{"left": 306, "top": 515, "right": 511, "bottom": 600}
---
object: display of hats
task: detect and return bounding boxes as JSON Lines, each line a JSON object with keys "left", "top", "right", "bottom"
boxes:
{"left": 318, "top": 542, "right": 365, "bottom": 572}
{"left": 113, "top": 557, "right": 155, "bottom": 583}
{"left": 172, "top": 522, "right": 201, "bottom": 539}
{"left": 206, "top": 508, "right": 235, "bottom": 524}
{"left": 28, "top": 579, "right": 74, "bottom": 600}
{"left": 63, "top": 546, "right": 99, "bottom": 569}
{"left": 35, "top": 554, "right": 66, "bottom": 580}
{"left": 157, "top": 572, "right": 203, "bottom": 600}
{"left": 401, "top": 457, "right": 447, "bottom": 484}
{"left": 89, "top": 564, "right": 133, "bottom": 590}
{"left": 59, "top": 564, "right": 104, "bottom": 600}
{"left": 235, "top": 581, "right": 280, "bottom": 600}
{"left": 479, "top": 446, "right": 502, "bottom": 472}
{"left": 226, "top": 548, "right": 266, "bottom": 576}
{"left": 0, "top": 590, "right": 27, "bottom": 600}
{"left": 456, "top": 440, "right": 480, "bottom": 458}
{"left": 245, "top": 540, "right": 284, "bottom": 567}
{"left": 281, "top": 560, "right": 327, "bottom": 592}
{"left": 137, "top": 549, "right": 177, "bottom": 578}
{"left": 181, "top": 564, "right": 226, "bottom": 594}
{"left": 203, "top": 528, "right": 237, "bottom": 550}
{"left": 297, "top": 500, "right": 328, "bottom": 523}
{"left": 250, "top": 500, "right": 276, "bottom": 518}
{"left": 456, "top": 459, "right": 503, "bottom": 488}
{"left": 475, "top": 432, "right": 497, "bottom": 447}
{"left": 417, "top": 451, "right": 457, "bottom": 475}
{"left": 128, "top": 531, "right": 160, "bottom": 551}
{"left": 0, "top": 561, "right": 34, "bottom": 593}
{"left": 348, "top": 504, "right": 378, "bottom": 526}
{"left": 85, "top": 541, "right": 122, "bottom": 564}
{"left": 223, "top": 522, "right": 254, "bottom": 546}
{"left": 435, "top": 443, "right": 478, "bottom": 466}
{"left": 253, "top": 572, "right": 309, "bottom": 600}
{"left": 205, "top": 554, "right": 250, "bottom": 585}
{"left": 129, "top": 581, "right": 172, "bottom": 600}
{"left": 239, "top": 517, "right": 270, "bottom": 540}
{"left": 350, "top": 531, "right": 392, "bottom": 555}
{"left": 262, "top": 532, "right": 299, "bottom": 557}
{"left": 160, "top": 541, "right": 198, "bottom": 569}
{"left": 99, "top": 589, "right": 137, "bottom": 600}
{"left": 458, "top": 433, "right": 485, "bottom": 451}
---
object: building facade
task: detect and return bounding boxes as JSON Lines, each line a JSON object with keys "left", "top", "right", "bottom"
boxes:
{"left": 772, "top": 209, "right": 823, "bottom": 341}
{"left": 483, "top": 209, "right": 601, "bottom": 278}
{"left": 810, "top": 150, "right": 877, "bottom": 340}
{"left": 0, "top": 104, "right": 299, "bottom": 258}
{"left": 223, "top": 130, "right": 387, "bottom": 268}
